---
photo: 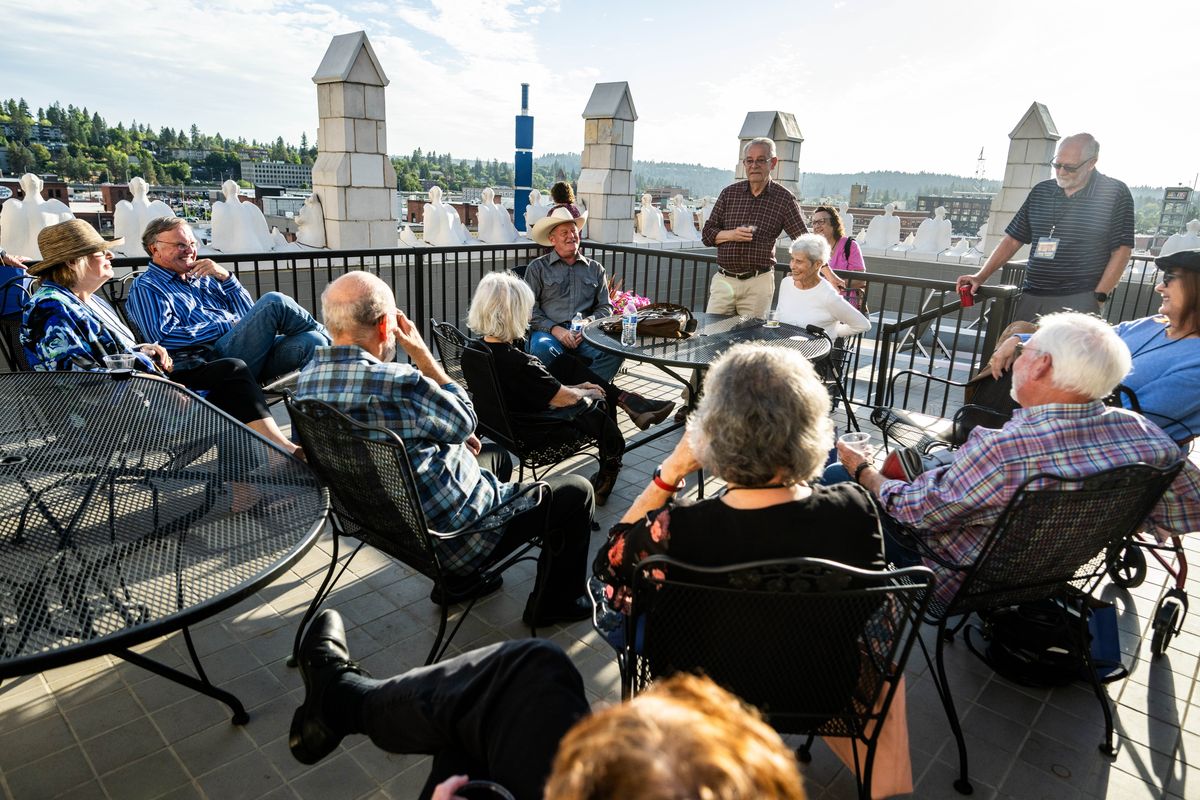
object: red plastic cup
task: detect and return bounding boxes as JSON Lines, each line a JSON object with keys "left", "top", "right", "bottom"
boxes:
{"left": 959, "top": 285, "right": 975, "bottom": 308}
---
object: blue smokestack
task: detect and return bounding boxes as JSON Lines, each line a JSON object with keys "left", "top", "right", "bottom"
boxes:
{"left": 514, "top": 83, "right": 534, "bottom": 232}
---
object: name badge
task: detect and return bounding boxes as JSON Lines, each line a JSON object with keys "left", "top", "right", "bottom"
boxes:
{"left": 1035, "top": 237, "right": 1060, "bottom": 260}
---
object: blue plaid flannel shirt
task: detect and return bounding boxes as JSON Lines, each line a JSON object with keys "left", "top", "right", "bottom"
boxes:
{"left": 296, "top": 345, "right": 532, "bottom": 573}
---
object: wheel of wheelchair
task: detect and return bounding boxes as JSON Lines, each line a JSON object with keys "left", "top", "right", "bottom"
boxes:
{"left": 1151, "top": 596, "right": 1185, "bottom": 658}
{"left": 1106, "top": 543, "right": 1147, "bottom": 588}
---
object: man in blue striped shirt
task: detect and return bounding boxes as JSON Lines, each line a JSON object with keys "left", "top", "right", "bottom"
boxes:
{"left": 127, "top": 217, "right": 329, "bottom": 380}
{"left": 958, "top": 133, "right": 1134, "bottom": 321}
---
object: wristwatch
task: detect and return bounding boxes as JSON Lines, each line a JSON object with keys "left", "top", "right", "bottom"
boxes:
{"left": 1094, "top": 291, "right": 1109, "bottom": 304}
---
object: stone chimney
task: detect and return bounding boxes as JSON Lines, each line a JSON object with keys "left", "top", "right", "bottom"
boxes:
{"left": 311, "top": 31, "right": 397, "bottom": 249}
{"left": 736, "top": 112, "right": 804, "bottom": 198}
{"left": 576, "top": 82, "right": 637, "bottom": 244}
{"left": 985, "top": 102, "right": 1059, "bottom": 257}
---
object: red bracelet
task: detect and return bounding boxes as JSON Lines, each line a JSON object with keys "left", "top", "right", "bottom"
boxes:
{"left": 652, "top": 466, "right": 685, "bottom": 493}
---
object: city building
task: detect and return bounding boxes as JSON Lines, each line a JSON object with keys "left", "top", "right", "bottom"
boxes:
{"left": 915, "top": 193, "right": 993, "bottom": 235}
{"left": 240, "top": 160, "right": 312, "bottom": 188}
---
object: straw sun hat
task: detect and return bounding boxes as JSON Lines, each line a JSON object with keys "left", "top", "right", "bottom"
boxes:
{"left": 530, "top": 203, "right": 587, "bottom": 247}
{"left": 29, "top": 219, "right": 124, "bottom": 276}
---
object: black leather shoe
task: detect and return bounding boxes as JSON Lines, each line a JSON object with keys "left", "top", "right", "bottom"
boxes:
{"left": 523, "top": 595, "right": 592, "bottom": 627}
{"left": 429, "top": 573, "right": 503, "bottom": 606}
{"left": 589, "top": 466, "right": 620, "bottom": 507}
{"left": 289, "top": 609, "right": 365, "bottom": 765}
{"left": 618, "top": 393, "right": 676, "bottom": 431}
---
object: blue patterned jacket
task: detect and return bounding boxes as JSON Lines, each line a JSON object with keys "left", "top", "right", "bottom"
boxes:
{"left": 21, "top": 281, "right": 155, "bottom": 372}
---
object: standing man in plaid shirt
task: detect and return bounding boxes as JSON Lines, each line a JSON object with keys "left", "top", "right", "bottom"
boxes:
{"left": 831, "top": 312, "right": 1200, "bottom": 603}
{"left": 296, "top": 271, "right": 594, "bottom": 626}
{"left": 701, "top": 137, "right": 808, "bottom": 318}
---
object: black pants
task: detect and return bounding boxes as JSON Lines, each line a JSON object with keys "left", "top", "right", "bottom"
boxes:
{"left": 173, "top": 357, "right": 270, "bottom": 424}
{"left": 546, "top": 355, "right": 625, "bottom": 470}
{"left": 358, "top": 639, "right": 590, "bottom": 800}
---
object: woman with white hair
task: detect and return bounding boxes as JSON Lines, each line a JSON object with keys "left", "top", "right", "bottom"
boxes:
{"left": 468, "top": 271, "right": 671, "bottom": 505}
{"left": 594, "top": 343, "right": 885, "bottom": 614}
{"left": 774, "top": 233, "right": 870, "bottom": 338}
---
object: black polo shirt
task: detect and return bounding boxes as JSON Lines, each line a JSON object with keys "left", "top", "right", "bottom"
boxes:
{"left": 1006, "top": 171, "right": 1134, "bottom": 295}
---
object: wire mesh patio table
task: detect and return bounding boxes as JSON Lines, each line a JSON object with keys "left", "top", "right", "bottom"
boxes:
{"left": 0, "top": 371, "right": 328, "bottom": 723}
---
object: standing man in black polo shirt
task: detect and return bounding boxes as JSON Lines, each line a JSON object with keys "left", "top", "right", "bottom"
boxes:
{"left": 702, "top": 137, "right": 808, "bottom": 317}
{"left": 957, "top": 132, "right": 1133, "bottom": 321}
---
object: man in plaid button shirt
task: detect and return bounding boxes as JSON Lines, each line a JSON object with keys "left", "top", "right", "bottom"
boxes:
{"left": 701, "top": 137, "right": 808, "bottom": 318}
{"left": 835, "top": 312, "right": 1200, "bottom": 603}
{"left": 296, "top": 272, "right": 594, "bottom": 626}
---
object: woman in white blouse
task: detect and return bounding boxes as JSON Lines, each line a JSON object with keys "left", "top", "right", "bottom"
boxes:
{"left": 774, "top": 233, "right": 870, "bottom": 339}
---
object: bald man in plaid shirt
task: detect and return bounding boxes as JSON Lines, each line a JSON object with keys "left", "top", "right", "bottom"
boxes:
{"left": 701, "top": 137, "right": 808, "bottom": 318}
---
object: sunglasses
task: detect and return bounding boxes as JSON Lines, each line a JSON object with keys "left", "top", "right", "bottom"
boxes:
{"left": 1161, "top": 272, "right": 1179, "bottom": 286}
{"left": 1050, "top": 156, "right": 1095, "bottom": 173}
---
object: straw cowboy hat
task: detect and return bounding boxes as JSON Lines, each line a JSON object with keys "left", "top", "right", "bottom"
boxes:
{"left": 30, "top": 219, "right": 124, "bottom": 276}
{"left": 530, "top": 203, "right": 587, "bottom": 247}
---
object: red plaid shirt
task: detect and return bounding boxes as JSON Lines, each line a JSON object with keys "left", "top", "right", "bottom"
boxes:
{"left": 701, "top": 180, "right": 807, "bottom": 275}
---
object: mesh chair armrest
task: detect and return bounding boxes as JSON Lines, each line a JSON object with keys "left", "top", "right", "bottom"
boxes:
{"left": 895, "top": 525, "right": 974, "bottom": 572}
{"left": 884, "top": 369, "right": 970, "bottom": 408}
{"left": 427, "top": 480, "right": 549, "bottom": 541}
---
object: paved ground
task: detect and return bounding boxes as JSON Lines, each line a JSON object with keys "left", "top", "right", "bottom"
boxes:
{"left": 0, "top": 362, "right": 1197, "bottom": 799}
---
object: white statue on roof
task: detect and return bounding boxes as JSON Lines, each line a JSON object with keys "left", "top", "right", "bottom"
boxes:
{"left": 399, "top": 223, "right": 425, "bottom": 247}
{"left": 637, "top": 193, "right": 666, "bottom": 241}
{"left": 891, "top": 232, "right": 916, "bottom": 253}
{"left": 296, "top": 194, "right": 327, "bottom": 248}
{"left": 476, "top": 187, "right": 519, "bottom": 244}
{"left": 422, "top": 186, "right": 471, "bottom": 246}
{"left": 700, "top": 196, "right": 716, "bottom": 227}
{"left": 860, "top": 202, "right": 901, "bottom": 250}
{"left": 912, "top": 206, "right": 953, "bottom": 254}
{"left": 1160, "top": 219, "right": 1200, "bottom": 257}
{"left": 210, "top": 180, "right": 275, "bottom": 252}
{"left": 523, "top": 189, "right": 551, "bottom": 232}
{"left": 0, "top": 173, "right": 75, "bottom": 259}
{"left": 838, "top": 201, "right": 855, "bottom": 240}
{"left": 669, "top": 194, "right": 700, "bottom": 241}
{"left": 113, "top": 177, "right": 176, "bottom": 257}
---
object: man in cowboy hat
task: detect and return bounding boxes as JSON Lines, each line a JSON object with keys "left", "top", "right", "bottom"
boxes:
{"left": 524, "top": 183, "right": 623, "bottom": 381}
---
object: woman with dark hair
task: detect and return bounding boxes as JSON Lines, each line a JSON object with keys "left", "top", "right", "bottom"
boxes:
{"left": 989, "top": 249, "right": 1200, "bottom": 442}
{"left": 811, "top": 204, "right": 867, "bottom": 309}
{"left": 20, "top": 219, "right": 301, "bottom": 456}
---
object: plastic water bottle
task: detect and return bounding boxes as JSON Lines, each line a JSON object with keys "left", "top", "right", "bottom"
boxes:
{"left": 570, "top": 312, "right": 583, "bottom": 334}
{"left": 621, "top": 303, "right": 638, "bottom": 346}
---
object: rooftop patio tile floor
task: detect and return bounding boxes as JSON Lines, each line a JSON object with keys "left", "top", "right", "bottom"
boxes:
{"left": 1, "top": 361, "right": 1197, "bottom": 799}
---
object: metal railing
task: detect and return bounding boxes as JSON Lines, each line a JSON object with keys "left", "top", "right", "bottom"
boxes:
{"left": 104, "top": 243, "right": 1159, "bottom": 417}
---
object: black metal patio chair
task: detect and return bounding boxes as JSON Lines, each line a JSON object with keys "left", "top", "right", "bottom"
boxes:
{"left": 907, "top": 460, "right": 1184, "bottom": 795}
{"left": 430, "top": 318, "right": 468, "bottom": 387}
{"left": 0, "top": 275, "right": 34, "bottom": 372}
{"left": 285, "top": 395, "right": 548, "bottom": 666}
{"left": 460, "top": 338, "right": 599, "bottom": 482}
{"left": 623, "top": 555, "right": 934, "bottom": 800}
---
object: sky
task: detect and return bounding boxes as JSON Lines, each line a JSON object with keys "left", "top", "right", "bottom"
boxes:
{"left": 2, "top": 0, "right": 1197, "bottom": 189}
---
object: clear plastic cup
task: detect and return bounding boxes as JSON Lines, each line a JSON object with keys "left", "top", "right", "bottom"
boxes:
{"left": 103, "top": 353, "right": 138, "bottom": 371}
{"left": 838, "top": 431, "right": 871, "bottom": 456}
{"left": 764, "top": 310, "right": 780, "bottom": 328}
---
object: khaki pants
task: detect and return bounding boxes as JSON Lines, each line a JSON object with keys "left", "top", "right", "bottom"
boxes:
{"left": 1011, "top": 289, "right": 1100, "bottom": 323}
{"left": 705, "top": 271, "right": 776, "bottom": 318}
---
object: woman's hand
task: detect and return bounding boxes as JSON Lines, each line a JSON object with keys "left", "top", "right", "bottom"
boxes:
{"left": 661, "top": 434, "right": 701, "bottom": 482}
{"left": 820, "top": 264, "right": 847, "bottom": 291}
{"left": 137, "top": 343, "right": 173, "bottom": 372}
{"left": 430, "top": 775, "right": 471, "bottom": 800}
{"left": 988, "top": 335, "right": 1022, "bottom": 379}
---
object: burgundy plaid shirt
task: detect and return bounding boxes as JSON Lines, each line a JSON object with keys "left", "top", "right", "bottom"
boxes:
{"left": 701, "top": 180, "right": 807, "bottom": 275}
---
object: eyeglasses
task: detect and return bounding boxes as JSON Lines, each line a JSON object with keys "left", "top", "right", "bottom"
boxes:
{"left": 1050, "top": 156, "right": 1095, "bottom": 173}
{"left": 1014, "top": 343, "right": 1042, "bottom": 359}
{"left": 811, "top": 217, "right": 831, "bottom": 226}
{"left": 154, "top": 239, "right": 197, "bottom": 251}
{"left": 742, "top": 157, "right": 772, "bottom": 167}
{"left": 1162, "top": 271, "right": 1179, "bottom": 286}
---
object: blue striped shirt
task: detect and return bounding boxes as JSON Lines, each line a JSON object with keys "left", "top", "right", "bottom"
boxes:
{"left": 126, "top": 262, "right": 255, "bottom": 350}
{"left": 1006, "top": 172, "right": 1134, "bottom": 295}
{"left": 296, "top": 345, "right": 530, "bottom": 573}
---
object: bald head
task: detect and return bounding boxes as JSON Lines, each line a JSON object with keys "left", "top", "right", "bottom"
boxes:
{"left": 321, "top": 271, "right": 396, "bottom": 342}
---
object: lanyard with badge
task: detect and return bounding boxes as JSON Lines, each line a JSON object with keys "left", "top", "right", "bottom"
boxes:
{"left": 1035, "top": 193, "right": 1070, "bottom": 260}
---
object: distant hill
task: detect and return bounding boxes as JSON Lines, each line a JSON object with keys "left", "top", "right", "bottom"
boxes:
{"left": 534, "top": 153, "right": 1006, "bottom": 202}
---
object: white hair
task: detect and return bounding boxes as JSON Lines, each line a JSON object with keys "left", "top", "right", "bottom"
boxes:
{"left": 742, "top": 137, "right": 776, "bottom": 159}
{"left": 789, "top": 233, "right": 831, "bottom": 265}
{"left": 468, "top": 271, "right": 534, "bottom": 342}
{"left": 1028, "top": 312, "right": 1131, "bottom": 399}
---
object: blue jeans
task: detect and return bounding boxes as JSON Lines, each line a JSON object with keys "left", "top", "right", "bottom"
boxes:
{"left": 820, "top": 464, "right": 923, "bottom": 567}
{"left": 211, "top": 292, "right": 330, "bottom": 382}
{"left": 527, "top": 331, "right": 623, "bottom": 383}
